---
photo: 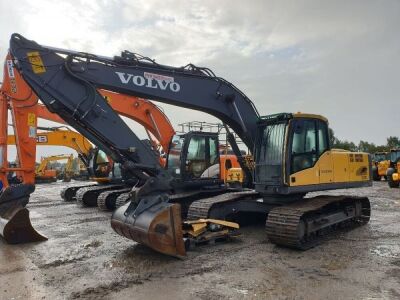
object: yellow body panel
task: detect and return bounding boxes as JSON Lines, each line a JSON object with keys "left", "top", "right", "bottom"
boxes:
{"left": 225, "top": 168, "right": 244, "bottom": 184}
{"left": 289, "top": 159, "right": 320, "bottom": 186}
{"left": 318, "top": 151, "right": 334, "bottom": 183}
{"left": 332, "top": 151, "right": 350, "bottom": 183}
{"left": 290, "top": 150, "right": 370, "bottom": 187}
{"left": 377, "top": 160, "right": 390, "bottom": 176}
{"left": 392, "top": 173, "right": 399, "bottom": 182}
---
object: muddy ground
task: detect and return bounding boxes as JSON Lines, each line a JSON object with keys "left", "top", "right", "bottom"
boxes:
{"left": 0, "top": 181, "right": 399, "bottom": 300}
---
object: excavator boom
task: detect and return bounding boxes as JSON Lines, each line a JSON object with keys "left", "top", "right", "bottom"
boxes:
{"left": 36, "top": 91, "right": 175, "bottom": 154}
{"left": 7, "top": 34, "right": 260, "bottom": 256}
{"left": 5, "top": 34, "right": 371, "bottom": 256}
{"left": 8, "top": 129, "right": 93, "bottom": 164}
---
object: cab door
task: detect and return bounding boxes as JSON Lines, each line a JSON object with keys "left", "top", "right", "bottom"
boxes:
{"left": 317, "top": 120, "right": 334, "bottom": 184}
{"left": 287, "top": 118, "right": 333, "bottom": 186}
{"left": 288, "top": 119, "right": 319, "bottom": 186}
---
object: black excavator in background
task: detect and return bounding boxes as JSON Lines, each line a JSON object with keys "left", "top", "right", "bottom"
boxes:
{"left": 4, "top": 34, "right": 371, "bottom": 257}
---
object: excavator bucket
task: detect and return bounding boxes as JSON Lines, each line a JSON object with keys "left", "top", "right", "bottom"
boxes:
{"left": 0, "top": 184, "right": 47, "bottom": 244}
{"left": 111, "top": 201, "right": 186, "bottom": 257}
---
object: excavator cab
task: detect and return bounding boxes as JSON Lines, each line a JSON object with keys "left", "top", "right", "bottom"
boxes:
{"left": 255, "top": 113, "right": 370, "bottom": 196}
{"left": 88, "top": 149, "right": 114, "bottom": 182}
{"left": 255, "top": 113, "right": 329, "bottom": 191}
{"left": 373, "top": 152, "right": 389, "bottom": 164}
{"left": 389, "top": 149, "right": 400, "bottom": 163}
{"left": 166, "top": 132, "right": 221, "bottom": 187}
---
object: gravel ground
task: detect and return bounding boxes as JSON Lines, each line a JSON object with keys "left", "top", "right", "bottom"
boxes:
{"left": 0, "top": 181, "right": 399, "bottom": 300}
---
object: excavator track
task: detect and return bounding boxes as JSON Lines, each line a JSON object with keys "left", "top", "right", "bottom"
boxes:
{"left": 265, "top": 195, "right": 371, "bottom": 250}
{"left": 170, "top": 189, "right": 233, "bottom": 218}
{"left": 97, "top": 188, "right": 131, "bottom": 211}
{"left": 76, "top": 184, "right": 125, "bottom": 207}
{"left": 114, "top": 192, "right": 131, "bottom": 209}
{"left": 60, "top": 184, "right": 98, "bottom": 202}
{"left": 187, "top": 190, "right": 259, "bottom": 220}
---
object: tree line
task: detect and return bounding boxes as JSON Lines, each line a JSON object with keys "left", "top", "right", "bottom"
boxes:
{"left": 329, "top": 128, "right": 400, "bottom": 153}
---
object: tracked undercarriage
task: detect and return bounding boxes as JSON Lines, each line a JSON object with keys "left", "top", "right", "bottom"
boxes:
{"left": 76, "top": 184, "right": 126, "bottom": 207}
{"left": 184, "top": 191, "right": 371, "bottom": 249}
{"left": 69, "top": 182, "right": 372, "bottom": 251}
{"left": 265, "top": 195, "right": 371, "bottom": 249}
{"left": 60, "top": 184, "right": 98, "bottom": 202}
{"left": 97, "top": 188, "right": 132, "bottom": 211}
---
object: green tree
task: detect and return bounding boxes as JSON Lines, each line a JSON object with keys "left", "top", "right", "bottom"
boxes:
{"left": 387, "top": 136, "right": 400, "bottom": 149}
{"left": 358, "top": 140, "right": 378, "bottom": 153}
{"left": 333, "top": 140, "right": 357, "bottom": 151}
{"left": 328, "top": 127, "right": 337, "bottom": 146}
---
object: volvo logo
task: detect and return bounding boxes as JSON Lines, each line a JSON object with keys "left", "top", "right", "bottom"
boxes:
{"left": 115, "top": 71, "right": 181, "bottom": 92}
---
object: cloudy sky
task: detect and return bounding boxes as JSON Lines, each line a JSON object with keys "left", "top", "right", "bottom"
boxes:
{"left": 1, "top": 0, "right": 399, "bottom": 159}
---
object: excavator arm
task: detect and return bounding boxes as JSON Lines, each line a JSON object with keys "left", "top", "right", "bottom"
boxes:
{"left": 10, "top": 36, "right": 163, "bottom": 179}
{"left": 7, "top": 128, "right": 93, "bottom": 165}
{"left": 8, "top": 34, "right": 261, "bottom": 256}
{"left": 11, "top": 34, "right": 259, "bottom": 170}
{"left": 36, "top": 90, "right": 175, "bottom": 154}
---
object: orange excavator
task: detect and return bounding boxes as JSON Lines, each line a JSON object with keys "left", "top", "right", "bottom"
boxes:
{"left": 0, "top": 54, "right": 45, "bottom": 243}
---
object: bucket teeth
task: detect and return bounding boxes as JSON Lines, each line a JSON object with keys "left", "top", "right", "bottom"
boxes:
{"left": 0, "top": 184, "right": 47, "bottom": 244}
{"left": 111, "top": 201, "right": 186, "bottom": 258}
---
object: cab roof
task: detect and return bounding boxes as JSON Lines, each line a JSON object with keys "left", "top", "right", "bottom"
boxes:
{"left": 293, "top": 112, "right": 328, "bottom": 123}
{"left": 258, "top": 112, "right": 328, "bottom": 124}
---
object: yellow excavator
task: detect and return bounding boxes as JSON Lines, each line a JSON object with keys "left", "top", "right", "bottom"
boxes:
{"left": 371, "top": 149, "right": 400, "bottom": 185}
{"left": 7, "top": 127, "right": 93, "bottom": 183}
{"left": 0, "top": 34, "right": 372, "bottom": 257}
{"left": 34, "top": 154, "right": 74, "bottom": 183}
{"left": 372, "top": 151, "right": 390, "bottom": 181}
{"left": 385, "top": 149, "right": 400, "bottom": 188}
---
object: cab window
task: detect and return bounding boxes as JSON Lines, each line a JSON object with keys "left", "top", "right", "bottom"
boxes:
{"left": 317, "top": 121, "right": 329, "bottom": 155}
{"left": 167, "top": 135, "right": 184, "bottom": 177}
{"left": 290, "top": 119, "right": 330, "bottom": 174}
{"left": 209, "top": 136, "right": 219, "bottom": 165}
{"left": 186, "top": 136, "right": 207, "bottom": 178}
{"left": 94, "top": 150, "right": 110, "bottom": 177}
{"left": 291, "top": 120, "right": 317, "bottom": 173}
